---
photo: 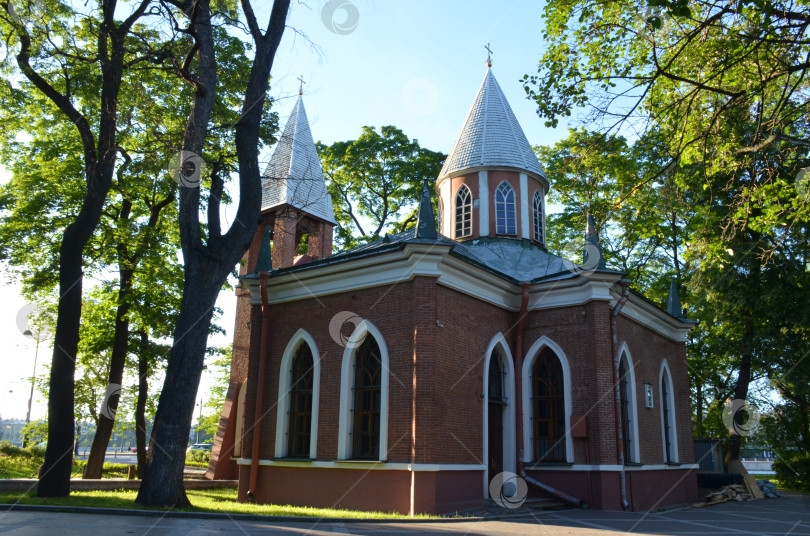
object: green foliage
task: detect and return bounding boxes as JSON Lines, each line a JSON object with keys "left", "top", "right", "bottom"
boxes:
{"left": 20, "top": 420, "right": 47, "bottom": 447}
{"left": 526, "top": 0, "right": 810, "bottom": 251}
{"left": 773, "top": 453, "right": 810, "bottom": 492}
{"left": 0, "top": 441, "right": 45, "bottom": 478}
{"left": 185, "top": 449, "right": 211, "bottom": 465}
{"left": 319, "top": 126, "right": 445, "bottom": 250}
{"left": 0, "top": 441, "right": 45, "bottom": 459}
{"left": 71, "top": 460, "right": 130, "bottom": 478}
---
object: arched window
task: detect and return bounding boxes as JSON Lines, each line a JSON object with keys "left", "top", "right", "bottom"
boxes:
{"left": 532, "top": 190, "right": 544, "bottom": 244}
{"left": 338, "top": 321, "right": 389, "bottom": 461}
{"left": 495, "top": 182, "right": 516, "bottom": 235}
{"left": 352, "top": 337, "right": 382, "bottom": 459}
{"left": 455, "top": 184, "right": 472, "bottom": 238}
{"left": 287, "top": 345, "right": 314, "bottom": 457}
{"left": 488, "top": 351, "right": 506, "bottom": 403}
{"left": 618, "top": 353, "right": 639, "bottom": 463}
{"left": 275, "top": 330, "right": 321, "bottom": 459}
{"left": 531, "top": 348, "right": 566, "bottom": 462}
{"left": 483, "top": 333, "right": 517, "bottom": 491}
{"left": 660, "top": 363, "right": 678, "bottom": 463}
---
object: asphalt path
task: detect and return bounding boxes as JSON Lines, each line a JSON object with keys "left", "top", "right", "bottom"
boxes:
{"left": 1, "top": 495, "right": 808, "bottom": 535}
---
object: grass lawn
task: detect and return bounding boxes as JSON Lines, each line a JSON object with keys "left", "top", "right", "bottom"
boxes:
{"left": 0, "top": 488, "right": 434, "bottom": 519}
{"left": 0, "top": 457, "right": 131, "bottom": 479}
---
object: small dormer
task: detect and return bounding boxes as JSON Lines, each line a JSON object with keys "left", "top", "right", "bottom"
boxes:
{"left": 436, "top": 64, "right": 549, "bottom": 246}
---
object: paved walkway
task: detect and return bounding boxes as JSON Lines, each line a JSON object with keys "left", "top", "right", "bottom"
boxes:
{"left": 0, "top": 496, "right": 807, "bottom": 535}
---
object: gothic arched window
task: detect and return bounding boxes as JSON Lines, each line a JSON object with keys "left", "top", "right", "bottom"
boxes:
{"left": 455, "top": 184, "right": 472, "bottom": 238}
{"left": 660, "top": 365, "right": 678, "bottom": 463}
{"left": 352, "top": 337, "right": 382, "bottom": 460}
{"left": 531, "top": 348, "right": 566, "bottom": 462}
{"left": 618, "top": 353, "right": 638, "bottom": 463}
{"left": 287, "top": 344, "right": 314, "bottom": 457}
{"left": 532, "top": 190, "right": 544, "bottom": 244}
{"left": 495, "top": 182, "right": 516, "bottom": 235}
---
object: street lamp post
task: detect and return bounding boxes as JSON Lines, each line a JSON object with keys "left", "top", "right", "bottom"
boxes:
{"left": 195, "top": 398, "right": 203, "bottom": 444}
{"left": 21, "top": 330, "right": 40, "bottom": 448}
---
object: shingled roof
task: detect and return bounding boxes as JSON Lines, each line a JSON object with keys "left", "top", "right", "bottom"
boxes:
{"left": 261, "top": 95, "right": 336, "bottom": 224}
{"left": 438, "top": 68, "right": 546, "bottom": 183}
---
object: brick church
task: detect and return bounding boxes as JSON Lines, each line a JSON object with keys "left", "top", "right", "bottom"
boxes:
{"left": 206, "top": 62, "right": 698, "bottom": 514}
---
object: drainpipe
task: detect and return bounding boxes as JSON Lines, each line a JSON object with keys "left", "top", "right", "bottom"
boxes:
{"left": 247, "top": 271, "right": 271, "bottom": 501}
{"left": 611, "top": 279, "right": 632, "bottom": 511}
{"left": 514, "top": 282, "right": 588, "bottom": 509}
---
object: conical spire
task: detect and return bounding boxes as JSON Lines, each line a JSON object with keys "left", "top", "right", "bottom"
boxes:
{"left": 253, "top": 225, "right": 273, "bottom": 273}
{"left": 262, "top": 95, "right": 336, "bottom": 224}
{"left": 666, "top": 276, "right": 684, "bottom": 318}
{"left": 414, "top": 180, "right": 437, "bottom": 239}
{"left": 438, "top": 68, "right": 546, "bottom": 183}
{"left": 582, "top": 214, "right": 605, "bottom": 270}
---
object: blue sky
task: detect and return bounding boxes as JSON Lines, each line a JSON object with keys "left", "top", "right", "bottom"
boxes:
{"left": 1, "top": 0, "right": 571, "bottom": 422}
{"left": 264, "top": 0, "right": 568, "bottom": 155}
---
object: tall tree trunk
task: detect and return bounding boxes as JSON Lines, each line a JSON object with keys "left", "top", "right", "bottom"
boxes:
{"left": 137, "top": 279, "right": 220, "bottom": 506}
{"left": 135, "top": 0, "right": 290, "bottom": 507}
{"left": 22, "top": 0, "right": 148, "bottom": 494}
{"left": 37, "top": 230, "right": 89, "bottom": 496}
{"left": 136, "top": 329, "right": 149, "bottom": 479}
{"left": 727, "top": 320, "right": 754, "bottom": 463}
{"left": 83, "top": 265, "right": 133, "bottom": 479}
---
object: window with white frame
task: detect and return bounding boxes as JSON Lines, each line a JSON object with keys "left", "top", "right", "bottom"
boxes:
{"left": 495, "top": 182, "right": 517, "bottom": 235}
{"left": 287, "top": 344, "right": 314, "bottom": 457}
{"left": 618, "top": 353, "right": 638, "bottom": 463}
{"left": 338, "top": 321, "right": 389, "bottom": 461}
{"left": 532, "top": 190, "right": 544, "bottom": 244}
{"left": 351, "top": 337, "right": 382, "bottom": 459}
{"left": 531, "top": 348, "right": 567, "bottom": 462}
{"left": 660, "top": 364, "right": 678, "bottom": 463}
{"left": 275, "top": 330, "right": 320, "bottom": 459}
{"left": 455, "top": 184, "right": 472, "bottom": 238}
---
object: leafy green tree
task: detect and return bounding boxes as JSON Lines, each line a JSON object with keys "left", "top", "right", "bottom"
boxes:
{"left": 136, "top": 0, "right": 292, "bottom": 508}
{"left": 0, "top": 0, "right": 176, "bottom": 496}
{"left": 525, "top": 0, "right": 810, "bottom": 246}
{"left": 319, "top": 126, "right": 446, "bottom": 250}
{"left": 527, "top": 0, "right": 810, "bottom": 461}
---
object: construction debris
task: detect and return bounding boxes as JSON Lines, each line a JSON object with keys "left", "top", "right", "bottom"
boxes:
{"left": 692, "top": 485, "right": 752, "bottom": 507}
{"left": 744, "top": 475, "right": 765, "bottom": 499}
{"left": 692, "top": 480, "right": 783, "bottom": 508}
{"left": 757, "top": 480, "right": 782, "bottom": 499}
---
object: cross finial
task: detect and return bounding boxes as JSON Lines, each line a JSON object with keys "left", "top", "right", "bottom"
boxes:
{"left": 297, "top": 75, "right": 305, "bottom": 95}
{"left": 485, "top": 43, "right": 493, "bottom": 68}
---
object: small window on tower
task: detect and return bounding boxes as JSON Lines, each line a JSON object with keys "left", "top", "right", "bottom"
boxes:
{"left": 532, "top": 190, "right": 544, "bottom": 245}
{"left": 495, "top": 182, "right": 516, "bottom": 235}
{"left": 455, "top": 184, "right": 472, "bottom": 238}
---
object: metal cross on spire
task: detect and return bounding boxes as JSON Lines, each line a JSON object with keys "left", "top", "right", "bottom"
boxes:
{"left": 297, "top": 75, "right": 305, "bottom": 95}
{"left": 485, "top": 43, "right": 493, "bottom": 67}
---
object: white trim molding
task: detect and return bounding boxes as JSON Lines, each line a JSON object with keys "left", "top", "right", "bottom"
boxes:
{"left": 617, "top": 342, "right": 641, "bottom": 464}
{"left": 659, "top": 359, "right": 679, "bottom": 463}
{"left": 524, "top": 463, "right": 699, "bottom": 472}
{"left": 235, "top": 458, "right": 485, "bottom": 471}
{"left": 482, "top": 333, "right": 517, "bottom": 497}
{"left": 337, "top": 320, "right": 389, "bottom": 461}
{"left": 519, "top": 173, "right": 529, "bottom": 239}
{"left": 522, "top": 336, "right": 574, "bottom": 464}
{"left": 274, "top": 329, "right": 321, "bottom": 459}
{"left": 478, "top": 171, "right": 489, "bottom": 237}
